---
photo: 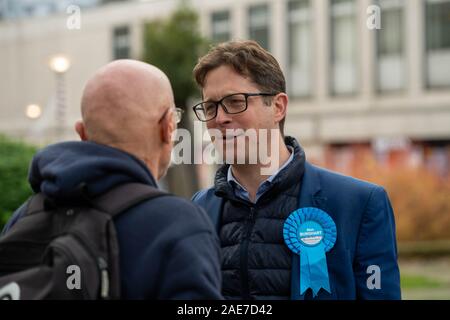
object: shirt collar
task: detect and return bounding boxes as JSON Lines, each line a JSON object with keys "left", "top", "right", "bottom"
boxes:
{"left": 227, "top": 146, "right": 295, "bottom": 198}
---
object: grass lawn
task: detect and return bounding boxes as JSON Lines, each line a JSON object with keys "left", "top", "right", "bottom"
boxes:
{"left": 399, "top": 258, "right": 450, "bottom": 300}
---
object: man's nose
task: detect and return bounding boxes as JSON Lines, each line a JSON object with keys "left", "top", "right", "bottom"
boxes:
{"left": 214, "top": 104, "right": 232, "bottom": 125}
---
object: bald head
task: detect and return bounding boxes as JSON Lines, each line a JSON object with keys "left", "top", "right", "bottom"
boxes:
{"left": 80, "top": 59, "right": 174, "bottom": 146}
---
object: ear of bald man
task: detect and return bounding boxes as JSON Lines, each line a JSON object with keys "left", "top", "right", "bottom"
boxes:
{"left": 160, "top": 108, "right": 176, "bottom": 145}
{"left": 75, "top": 121, "right": 88, "bottom": 141}
{"left": 75, "top": 107, "right": 175, "bottom": 182}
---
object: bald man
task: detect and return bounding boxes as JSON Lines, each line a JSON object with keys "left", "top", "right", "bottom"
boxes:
{"left": 1, "top": 60, "right": 222, "bottom": 299}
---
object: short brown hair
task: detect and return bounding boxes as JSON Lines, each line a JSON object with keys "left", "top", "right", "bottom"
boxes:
{"left": 193, "top": 40, "right": 286, "bottom": 134}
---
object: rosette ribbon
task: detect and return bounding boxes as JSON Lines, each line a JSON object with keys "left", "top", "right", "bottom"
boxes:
{"left": 283, "top": 207, "right": 337, "bottom": 297}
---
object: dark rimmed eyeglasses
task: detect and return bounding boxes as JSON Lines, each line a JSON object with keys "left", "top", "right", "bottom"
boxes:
{"left": 192, "top": 92, "right": 277, "bottom": 122}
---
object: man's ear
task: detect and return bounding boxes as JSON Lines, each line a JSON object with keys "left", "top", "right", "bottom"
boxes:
{"left": 75, "top": 121, "right": 88, "bottom": 141}
{"left": 272, "top": 93, "right": 288, "bottom": 124}
{"left": 160, "top": 112, "right": 175, "bottom": 144}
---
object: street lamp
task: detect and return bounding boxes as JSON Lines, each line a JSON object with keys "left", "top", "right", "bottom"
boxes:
{"left": 49, "top": 54, "right": 71, "bottom": 141}
{"left": 49, "top": 56, "right": 71, "bottom": 74}
{"left": 25, "top": 104, "right": 42, "bottom": 119}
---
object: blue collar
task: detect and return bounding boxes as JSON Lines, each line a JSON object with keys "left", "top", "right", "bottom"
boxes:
{"left": 227, "top": 146, "right": 295, "bottom": 203}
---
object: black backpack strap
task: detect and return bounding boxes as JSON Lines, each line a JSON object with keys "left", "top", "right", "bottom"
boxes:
{"left": 91, "top": 182, "right": 169, "bottom": 217}
{"left": 23, "top": 183, "right": 167, "bottom": 217}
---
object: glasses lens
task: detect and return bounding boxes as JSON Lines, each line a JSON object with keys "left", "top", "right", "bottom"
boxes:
{"left": 195, "top": 102, "right": 216, "bottom": 121}
{"left": 194, "top": 106, "right": 206, "bottom": 121}
{"left": 174, "top": 112, "right": 179, "bottom": 124}
{"left": 222, "top": 94, "right": 247, "bottom": 114}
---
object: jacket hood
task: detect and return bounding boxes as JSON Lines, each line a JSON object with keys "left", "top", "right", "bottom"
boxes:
{"left": 28, "top": 141, "right": 156, "bottom": 202}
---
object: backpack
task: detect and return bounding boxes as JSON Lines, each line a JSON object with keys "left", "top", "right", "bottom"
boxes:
{"left": 0, "top": 182, "right": 167, "bottom": 300}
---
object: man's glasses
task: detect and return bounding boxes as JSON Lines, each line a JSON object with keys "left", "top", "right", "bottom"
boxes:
{"left": 173, "top": 107, "right": 184, "bottom": 124}
{"left": 192, "top": 92, "right": 277, "bottom": 122}
{"left": 159, "top": 107, "right": 184, "bottom": 124}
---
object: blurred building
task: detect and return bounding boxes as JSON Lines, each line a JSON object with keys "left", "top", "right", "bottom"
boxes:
{"left": 0, "top": 0, "right": 101, "bottom": 20}
{"left": 0, "top": 0, "right": 449, "bottom": 182}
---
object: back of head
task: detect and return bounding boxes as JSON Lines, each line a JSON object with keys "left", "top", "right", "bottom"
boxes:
{"left": 80, "top": 59, "right": 174, "bottom": 151}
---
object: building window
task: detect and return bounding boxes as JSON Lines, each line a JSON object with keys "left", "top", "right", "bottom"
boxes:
{"left": 112, "top": 25, "right": 131, "bottom": 60}
{"left": 248, "top": 4, "right": 270, "bottom": 50}
{"left": 211, "top": 10, "right": 231, "bottom": 43}
{"left": 425, "top": 0, "right": 450, "bottom": 88}
{"left": 287, "top": 0, "right": 312, "bottom": 98}
{"left": 376, "top": 0, "right": 405, "bottom": 93}
{"left": 330, "top": 0, "right": 358, "bottom": 95}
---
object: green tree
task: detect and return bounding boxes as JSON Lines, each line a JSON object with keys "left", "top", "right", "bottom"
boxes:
{"left": 0, "top": 135, "right": 37, "bottom": 231}
{"left": 142, "top": 1, "right": 210, "bottom": 197}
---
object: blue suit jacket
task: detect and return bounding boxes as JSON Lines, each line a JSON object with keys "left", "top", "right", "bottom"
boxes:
{"left": 193, "top": 162, "right": 401, "bottom": 299}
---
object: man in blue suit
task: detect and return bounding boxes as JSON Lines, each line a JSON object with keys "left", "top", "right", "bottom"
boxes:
{"left": 191, "top": 40, "right": 401, "bottom": 300}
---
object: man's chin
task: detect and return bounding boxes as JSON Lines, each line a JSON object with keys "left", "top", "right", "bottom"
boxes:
{"left": 221, "top": 147, "right": 252, "bottom": 165}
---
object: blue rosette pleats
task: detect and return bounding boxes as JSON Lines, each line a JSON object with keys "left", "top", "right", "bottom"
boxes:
{"left": 283, "top": 207, "right": 337, "bottom": 297}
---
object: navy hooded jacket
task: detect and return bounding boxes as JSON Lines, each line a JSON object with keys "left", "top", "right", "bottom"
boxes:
{"left": 2, "top": 141, "right": 222, "bottom": 300}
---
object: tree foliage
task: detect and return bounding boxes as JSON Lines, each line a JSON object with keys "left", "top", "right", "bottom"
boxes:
{"left": 0, "top": 135, "right": 36, "bottom": 231}
{"left": 142, "top": 1, "right": 209, "bottom": 107}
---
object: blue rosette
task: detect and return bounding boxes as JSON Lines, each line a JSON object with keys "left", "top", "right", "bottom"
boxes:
{"left": 283, "top": 207, "right": 337, "bottom": 297}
